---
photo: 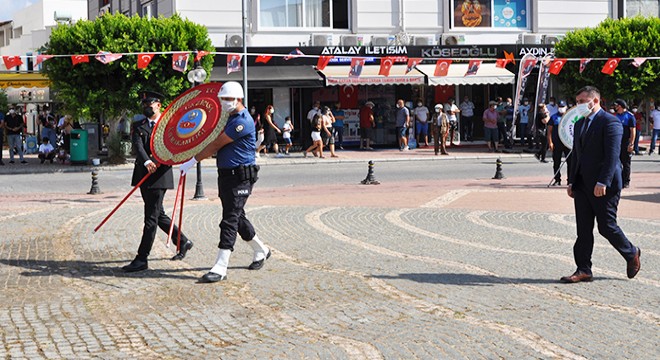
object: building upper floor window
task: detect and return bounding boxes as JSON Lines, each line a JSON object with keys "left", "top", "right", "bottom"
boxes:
{"left": 99, "top": 0, "right": 110, "bottom": 6}
{"left": 624, "top": 0, "right": 660, "bottom": 17}
{"left": 259, "top": 0, "right": 349, "bottom": 29}
{"left": 451, "top": 0, "right": 529, "bottom": 30}
{"left": 142, "top": 1, "right": 155, "bottom": 19}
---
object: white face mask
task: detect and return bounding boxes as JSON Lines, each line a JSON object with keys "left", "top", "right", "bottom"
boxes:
{"left": 575, "top": 101, "right": 593, "bottom": 116}
{"left": 417, "top": 103, "right": 422, "bottom": 107}
{"left": 270, "top": 108, "right": 274, "bottom": 114}
{"left": 435, "top": 108, "right": 441, "bottom": 113}
{"left": 9, "top": 110, "right": 15, "bottom": 115}
{"left": 396, "top": 104, "right": 402, "bottom": 109}
{"left": 221, "top": 99, "right": 238, "bottom": 113}
{"left": 632, "top": 108, "right": 638, "bottom": 113}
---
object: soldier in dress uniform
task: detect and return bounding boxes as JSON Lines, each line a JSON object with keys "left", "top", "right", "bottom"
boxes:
{"left": 121, "top": 91, "right": 194, "bottom": 272}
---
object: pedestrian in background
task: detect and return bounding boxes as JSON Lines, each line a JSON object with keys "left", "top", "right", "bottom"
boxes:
{"left": 413, "top": 100, "right": 430, "bottom": 147}
{"left": 547, "top": 100, "right": 569, "bottom": 186}
{"left": 459, "top": 95, "right": 475, "bottom": 141}
{"left": 0, "top": 109, "right": 5, "bottom": 165}
{"left": 332, "top": 102, "right": 345, "bottom": 150}
{"left": 563, "top": 85, "right": 640, "bottom": 283}
{"left": 359, "top": 101, "right": 374, "bottom": 150}
{"left": 395, "top": 99, "right": 410, "bottom": 151}
{"left": 482, "top": 101, "right": 499, "bottom": 153}
{"left": 258, "top": 105, "right": 281, "bottom": 157}
{"left": 38, "top": 137, "right": 56, "bottom": 164}
{"left": 631, "top": 106, "right": 643, "bottom": 155}
{"left": 282, "top": 116, "right": 293, "bottom": 155}
{"left": 518, "top": 98, "right": 532, "bottom": 149}
{"left": 534, "top": 103, "right": 550, "bottom": 163}
{"left": 321, "top": 106, "right": 338, "bottom": 157}
{"left": 122, "top": 92, "right": 193, "bottom": 273}
{"left": 647, "top": 105, "right": 660, "bottom": 155}
{"left": 445, "top": 97, "right": 460, "bottom": 146}
{"left": 304, "top": 114, "right": 324, "bottom": 158}
{"left": 5, "top": 108, "right": 27, "bottom": 164}
{"left": 179, "top": 82, "right": 270, "bottom": 283}
{"left": 432, "top": 103, "right": 449, "bottom": 155}
{"left": 614, "top": 99, "right": 635, "bottom": 188}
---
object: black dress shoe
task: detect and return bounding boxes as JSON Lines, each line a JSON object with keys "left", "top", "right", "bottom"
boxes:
{"left": 171, "top": 240, "right": 194, "bottom": 261}
{"left": 248, "top": 249, "right": 272, "bottom": 270}
{"left": 121, "top": 258, "right": 148, "bottom": 272}
{"left": 560, "top": 271, "right": 593, "bottom": 283}
{"left": 200, "top": 272, "right": 227, "bottom": 283}
{"left": 627, "top": 247, "right": 641, "bottom": 279}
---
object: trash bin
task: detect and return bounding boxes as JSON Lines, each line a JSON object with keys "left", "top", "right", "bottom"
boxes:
{"left": 70, "top": 129, "right": 88, "bottom": 164}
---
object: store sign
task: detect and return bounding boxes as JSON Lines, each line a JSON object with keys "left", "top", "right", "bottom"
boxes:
{"left": 326, "top": 75, "right": 424, "bottom": 86}
{"left": 518, "top": 46, "right": 555, "bottom": 57}
{"left": 421, "top": 46, "right": 498, "bottom": 59}
{"left": 321, "top": 46, "right": 409, "bottom": 56}
{"left": 5, "top": 87, "right": 50, "bottom": 103}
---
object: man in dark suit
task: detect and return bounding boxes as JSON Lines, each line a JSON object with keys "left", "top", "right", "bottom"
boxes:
{"left": 562, "top": 86, "right": 640, "bottom": 283}
{"left": 122, "top": 92, "right": 194, "bottom": 272}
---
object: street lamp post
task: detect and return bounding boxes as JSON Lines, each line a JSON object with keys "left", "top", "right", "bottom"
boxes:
{"left": 187, "top": 50, "right": 208, "bottom": 200}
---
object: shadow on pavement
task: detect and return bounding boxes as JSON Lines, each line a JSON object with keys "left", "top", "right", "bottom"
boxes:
{"left": 371, "top": 272, "right": 617, "bottom": 286}
{"left": 621, "top": 192, "right": 660, "bottom": 204}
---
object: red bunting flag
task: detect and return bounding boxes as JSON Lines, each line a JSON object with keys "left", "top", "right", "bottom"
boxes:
{"left": 95, "top": 51, "right": 123, "bottom": 64}
{"left": 579, "top": 58, "right": 592, "bottom": 73}
{"left": 405, "top": 58, "right": 422, "bottom": 74}
{"left": 434, "top": 59, "right": 452, "bottom": 76}
{"left": 71, "top": 55, "right": 89, "bottom": 66}
{"left": 631, "top": 57, "right": 647, "bottom": 68}
{"left": 34, "top": 55, "right": 54, "bottom": 66}
{"left": 601, "top": 58, "right": 621, "bottom": 75}
{"left": 465, "top": 60, "right": 482, "bottom": 76}
{"left": 316, "top": 56, "right": 333, "bottom": 70}
{"left": 137, "top": 53, "right": 155, "bottom": 69}
{"left": 379, "top": 57, "right": 395, "bottom": 76}
{"left": 172, "top": 52, "right": 189, "bottom": 72}
{"left": 495, "top": 58, "right": 508, "bottom": 68}
{"left": 349, "top": 58, "right": 365, "bottom": 78}
{"left": 227, "top": 54, "right": 242, "bottom": 74}
{"left": 548, "top": 58, "right": 567, "bottom": 75}
{"left": 194, "top": 50, "right": 210, "bottom": 62}
{"left": 284, "top": 48, "right": 304, "bottom": 60}
{"left": 255, "top": 55, "right": 272, "bottom": 64}
{"left": 495, "top": 51, "right": 515, "bottom": 68}
{"left": 3, "top": 56, "right": 23, "bottom": 69}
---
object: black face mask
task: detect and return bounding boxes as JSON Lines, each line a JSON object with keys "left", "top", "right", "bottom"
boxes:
{"left": 143, "top": 106, "right": 155, "bottom": 118}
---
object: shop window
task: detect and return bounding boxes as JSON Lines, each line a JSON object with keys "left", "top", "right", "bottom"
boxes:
{"left": 450, "top": 0, "right": 529, "bottom": 30}
{"left": 260, "top": 0, "right": 349, "bottom": 29}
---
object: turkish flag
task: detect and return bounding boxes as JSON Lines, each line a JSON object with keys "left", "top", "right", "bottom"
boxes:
{"left": 339, "top": 85, "right": 358, "bottom": 109}
{"left": 465, "top": 60, "right": 482, "bottom": 76}
{"left": 434, "top": 59, "right": 452, "bottom": 76}
{"left": 406, "top": 58, "right": 422, "bottom": 74}
{"left": 579, "top": 58, "right": 591, "bottom": 73}
{"left": 495, "top": 58, "right": 507, "bottom": 68}
{"left": 601, "top": 58, "right": 621, "bottom": 75}
{"left": 349, "top": 58, "right": 364, "bottom": 78}
{"left": 3, "top": 56, "right": 23, "bottom": 69}
{"left": 379, "top": 57, "right": 394, "bottom": 76}
{"left": 227, "top": 54, "right": 242, "bottom": 74}
{"left": 34, "top": 55, "right": 54, "bottom": 66}
{"left": 71, "top": 55, "right": 89, "bottom": 66}
{"left": 548, "top": 58, "right": 567, "bottom": 75}
{"left": 95, "top": 51, "right": 123, "bottom": 64}
{"left": 631, "top": 57, "right": 647, "bottom": 68}
{"left": 316, "top": 56, "right": 333, "bottom": 70}
{"left": 137, "top": 53, "right": 155, "bottom": 69}
{"left": 195, "top": 50, "right": 210, "bottom": 62}
{"left": 255, "top": 55, "right": 272, "bottom": 64}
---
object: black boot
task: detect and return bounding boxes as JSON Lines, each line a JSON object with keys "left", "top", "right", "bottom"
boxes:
{"left": 171, "top": 240, "right": 193, "bottom": 261}
{"left": 121, "top": 258, "right": 148, "bottom": 272}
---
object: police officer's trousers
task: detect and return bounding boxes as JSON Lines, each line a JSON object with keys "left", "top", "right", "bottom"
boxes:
{"left": 218, "top": 174, "right": 256, "bottom": 251}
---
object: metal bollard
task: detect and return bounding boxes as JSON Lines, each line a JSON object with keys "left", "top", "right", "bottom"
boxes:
{"left": 492, "top": 158, "right": 505, "bottom": 180}
{"left": 88, "top": 169, "right": 102, "bottom": 194}
{"left": 361, "top": 160, "right": 380, "bottom": 185}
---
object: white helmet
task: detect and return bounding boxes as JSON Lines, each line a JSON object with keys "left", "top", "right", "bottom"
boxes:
{"left": 218, "top": 81, "right": 244, "bottom": 99}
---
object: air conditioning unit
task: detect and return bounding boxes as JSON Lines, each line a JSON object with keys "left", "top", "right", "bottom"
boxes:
{"left": 340, "top": 35, "right": 359, "bottom": 46}
{"left": 441, "top": 33, "right": 465, "bottom": 45}
{"left": 311, "top": 34, "right": 333, "bottom": 46}
{"left": 519, "top": 33, "right": 542, "bottom": 44}
{"left": 226, "top": 34, "right": 246, "bottom": 47}
{"left": 413, "top": 35, "right": 435, "bottom": 46}
{"left": 543, "top": 34, "right": 565, "bottom": 45}
{"left": 371, "top": 36, "right": 392, "bottom": 46}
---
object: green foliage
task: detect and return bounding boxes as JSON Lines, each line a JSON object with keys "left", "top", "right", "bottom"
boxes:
{"left": 43, "top": 13, "right": 214, "bottom": 121}
{"left": 0, "top": 89, "right": 7, "bottom": 113}
{"left": 554, "top": 16, "right": 660, "bottom": 102}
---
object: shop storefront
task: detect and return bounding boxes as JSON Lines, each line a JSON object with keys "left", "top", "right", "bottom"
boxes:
{"left": 0, "top": 72, "right": 51, "bottom": 134}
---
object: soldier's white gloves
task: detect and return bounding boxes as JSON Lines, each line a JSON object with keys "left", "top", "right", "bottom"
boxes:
{"left": 180, "top": 157, "right": 198, "bottom": 175}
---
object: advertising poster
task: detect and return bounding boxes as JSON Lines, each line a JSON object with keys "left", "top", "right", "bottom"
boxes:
{"left": 493, "top": 0, "right": 528, "bottom": 28}
{"left": 453, "top": 0, "right": 528, "bottom": 29}
{"left": 453, "top": 0, "right": 491, "bottom": 28}
{"left": 342, "top": 109, "right": 361, "bottom": 143}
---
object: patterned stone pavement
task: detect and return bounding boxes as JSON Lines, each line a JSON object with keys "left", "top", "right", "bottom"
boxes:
{"left": 0, "top": 167, "right": 658, "bottom": 359}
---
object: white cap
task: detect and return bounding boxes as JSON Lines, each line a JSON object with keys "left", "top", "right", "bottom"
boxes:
{"left": 218, "top": 81, "right": 244, "bottom": 99}
{"left": 434, "top": 104, "right": 443, "bottom": 110}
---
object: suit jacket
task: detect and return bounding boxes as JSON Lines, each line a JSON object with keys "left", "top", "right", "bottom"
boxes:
{"left": 131, "top": 118, "right": 174, "bottom": 189}
{"left": 568, "top": 108, "right": 623, "bottom": 191}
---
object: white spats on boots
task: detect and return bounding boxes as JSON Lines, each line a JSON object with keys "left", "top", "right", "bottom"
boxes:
{"left": 248, "top": 235, "right": 269, "bottom": 262}
{"left": 210, "top": 249, "right": 232, "bottom": 276}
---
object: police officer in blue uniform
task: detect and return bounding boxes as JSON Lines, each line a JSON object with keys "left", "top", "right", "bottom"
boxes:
{"left": 122, "top": 91, "right": 194, "bottom": 272}
{"left": 614, "top": 99, "right": 636, "bottom": 188}
{"left": 547, "top": 100, "right": 570, "bottom": 186}
{"left": 180, "top": 82, "right": 270, "bottom": 283}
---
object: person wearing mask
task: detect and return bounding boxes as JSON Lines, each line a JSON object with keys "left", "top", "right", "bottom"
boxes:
{"left": 547, "top": 101, "right": 570, "bottom": 186}
{"left": 459, "top": 95, "right": 475, "bottom": 141}
{"left": 482, "top": 101, "right": 499, "bottom": 153}
{"left": 444, "top": 98, "right": 460, "bottom": 146}
{"left": 179, "top": 82, "right": 270, "bottom": 283}
{"left": 518, "top": 98, "right": 532, "bottom": 149}
{"left": 395, "top": 99, "right": 410, "bottom": 151}
{"left": 413, "top": 100, "right": 430, "bottom": 147}
{"left": 546, "top": 96, "right": 558, "bottom": 118}
{"left": 614, "top": 99, "right": 635, "bottom": 188}
{"left": 631, "top": 106, "right": 643, "bottom": 155}
{"left": 282, "top": 116, "right": 294, "bottom": 155}
{"left": 5, "top": 108, "right": 28, "bottom": 164}
{"left": 431, "top": 104, "right": 449, "bottom": 155}
{"left": 121, "top": 92, "right": 194, "bottom": 272}
{"left": 332, "top": 102, "right": 345, "bottom": 150}
{"left": 562, "top": 86, "right": 640, "bottom": 283}
{"left": 534, "top": 103, "right": 550, "bottom": 163}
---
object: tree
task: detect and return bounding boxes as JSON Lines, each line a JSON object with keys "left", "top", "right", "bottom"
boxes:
{"left": 43, "top": 12, "right": 214, "bottom": 124}
{"left": 0, "top": 89, "right": 7, "bottom": 113}
{"left": 554, "top": 16, "right": 660, "bottom": 103}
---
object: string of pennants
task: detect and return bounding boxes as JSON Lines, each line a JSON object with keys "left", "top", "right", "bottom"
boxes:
{"left": 2, "top": 49, "right": 658, "bottom": 77}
